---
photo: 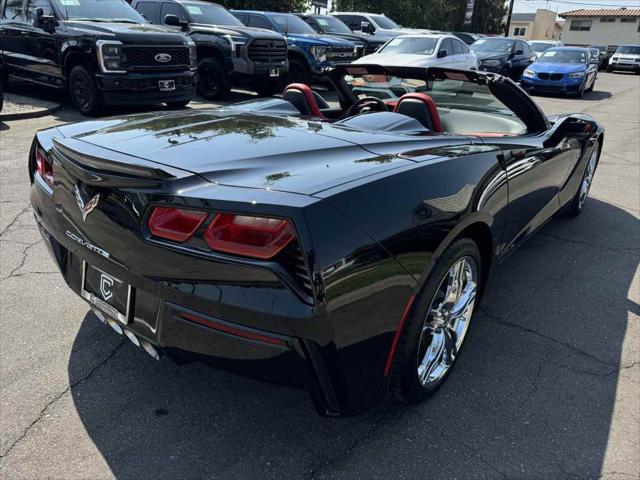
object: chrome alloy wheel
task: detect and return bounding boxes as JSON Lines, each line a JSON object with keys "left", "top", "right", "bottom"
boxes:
{"left": 578, "top": 147, "right": 598, "bottom": 209}
{"left": 417, "top": 256, "right": 478, "bottom": 389}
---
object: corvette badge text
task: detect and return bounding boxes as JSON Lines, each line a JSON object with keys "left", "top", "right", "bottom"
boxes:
{"left": 66, "top": 231, "right": 110, "bottom": 259}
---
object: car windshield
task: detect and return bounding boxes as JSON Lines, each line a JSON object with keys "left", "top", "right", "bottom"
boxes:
{"left": 379, "top": 37, "right": 438, "bottom": 55}
{"left": 270, "top": 14, "right": 315, "bottom": 34}
{"left": 471, "top": 38, "right": 513, "bottom": 53}
{"left": 539, "top": 49, "right": 587, "bottom": 64}
{"left": 53, "top": 0, "right": 145, "bottom": 22}
{"left": 314, "top": 15, "right": 351, "bottom": 34}
{"left": 370, "top": 15, "right": 399, "bottom": 29}
{"left": 529, "top": 42, "right": 554, "bottom": 53}
{"left": 616, "top": 45, "right": 640, "bottom": 55}
{"left": 183, "top": 3, "right": 242, "bottom": 26}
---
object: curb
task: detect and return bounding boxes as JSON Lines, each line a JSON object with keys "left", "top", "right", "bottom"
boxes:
{"left": 0, "top": 103, "right": 61, "bottom": 122}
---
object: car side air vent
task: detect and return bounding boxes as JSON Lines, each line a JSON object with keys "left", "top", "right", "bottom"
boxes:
{"left": 277, "top": 240, "right": 313, "bottom": 299}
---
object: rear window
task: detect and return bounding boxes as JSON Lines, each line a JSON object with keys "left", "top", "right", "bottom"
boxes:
{"left": 379, "top": 37, "right": 438, "bottom": 55}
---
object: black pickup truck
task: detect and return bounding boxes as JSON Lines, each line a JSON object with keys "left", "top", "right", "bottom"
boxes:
{"left": 0, "top": 0, "right": 196, "bottom": 115}
{"left": 131, "top": 0, "right": 288, "bottom": 98}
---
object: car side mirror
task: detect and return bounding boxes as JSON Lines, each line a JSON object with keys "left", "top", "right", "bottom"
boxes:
{"left": 514, "top": 49, "right": 524, "bottom": 56}
{"left": 437, "top": 49, "right": 447, "bottom": 58}
{"left": 34, "top": 8, "right": 56, "bottom": 33}
{"left": 361, "top": 21, "right": 375, "bottom": 34}
{"left": 164, "top": 14, "right": 187, "bottom": 29}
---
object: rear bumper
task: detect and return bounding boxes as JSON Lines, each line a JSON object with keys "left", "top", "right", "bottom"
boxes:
{"left": 96, "top": 70, "right": 196, "bottom": 105}
{"left": 608, "top": 62, "right": 640, "bottom": 72}
{"left": 30, "top": 176, "right": 390, "bottom": 417}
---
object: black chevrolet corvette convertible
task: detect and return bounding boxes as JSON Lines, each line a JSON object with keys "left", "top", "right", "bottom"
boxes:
{"left": 29, "top": 65, "right": 603, "bottom": 416}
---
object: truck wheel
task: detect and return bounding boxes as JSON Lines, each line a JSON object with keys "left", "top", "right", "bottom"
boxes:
{"left": 68, "top": 65, "right": 103, "bottom": 116}
{"left": 165, "top": 99, "right": 190, "bottom": 109}
{"left": 197, "top": 58, "right": 230, "bottom": 100}
{"left": 287, "top": 59, "right": 311, "bottom": 85}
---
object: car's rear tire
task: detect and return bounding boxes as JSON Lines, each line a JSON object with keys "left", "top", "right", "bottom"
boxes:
{"left": 606, "top": 66, "right": 613, "bottom": 73}
{"left": 565, "top": 142, "right": 600, "bottom": 217}
{"left": 390, "top": 237, "right": 482, "bottom": 403}
{"left": 197, "top": 57, "right": 230, "bottom": 100}
{"left": 68, "top": 65, "right": 103, "bottom": 116}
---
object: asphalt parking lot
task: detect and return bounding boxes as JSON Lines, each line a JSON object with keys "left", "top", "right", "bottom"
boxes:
{"left": 1, "top": 73, "right": 639, "bottom": 480}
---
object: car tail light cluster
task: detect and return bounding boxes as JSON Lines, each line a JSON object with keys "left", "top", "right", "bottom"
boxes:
{"left": 147, "top": 207, "right": 296, "bottom": 260}
{"left": 35, "top": 148, "right": 54, "bottom": 188}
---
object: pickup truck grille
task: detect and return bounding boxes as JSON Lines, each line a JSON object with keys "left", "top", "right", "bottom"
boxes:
{"left": 125, "top": 46, "right": 189, "bottom": 71}
{"left": 247, "top": 39, "right": 287, "bottom": 64}
{"left": 327, "top": 47, "right": 357, "bottom": 62}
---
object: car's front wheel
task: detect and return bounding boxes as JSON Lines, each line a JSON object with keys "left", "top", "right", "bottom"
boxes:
{"left": 391, "top": 237, "right": 482, "bottom": 403}
{"left": 68, "top": 65, "right": 103, "bottom": 116}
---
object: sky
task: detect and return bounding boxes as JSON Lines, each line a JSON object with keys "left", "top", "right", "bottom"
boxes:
{"left": 513, "top": 0, "right": 640, "bottom": 14}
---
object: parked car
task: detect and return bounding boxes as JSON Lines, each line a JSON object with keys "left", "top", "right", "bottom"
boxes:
{"left": 0, "top": 0, "right": 197, "bottom": 115}
{"left": 528, "top": 40, "right": 563, "bottom": 59}
{"left": 452, "top": 31, "right": 480, "bottom": 45}
{"left": 521, "top": 47, "right": 598, "bottom": 97}
{"left": 353, "top": 34, "right": 478, "bottom": 70}
{"left": 0, "top": 55, "right": 5, "bottom": 113}
{"left": 471, "top": 37, "right": 535, "bottom": 80}
{"left": 30, "top": 64, "right": 603, "bottom": 416}
{"left": 607, "top": 44, "right": 640, "bottom": 74}
{"left": 231, "top": 10, "right": 356, "bottom": 84}
{"left": 331, "top": 12, "right": 417, "bottom": 43}
{"left": 131, "top": 0, "right": 288, "bottom": 98}
{"left": 588, "top": 44, "right": 612, "bottom": 70}
{"left": 297, "top": 13, "right": 385, "bottom": 58}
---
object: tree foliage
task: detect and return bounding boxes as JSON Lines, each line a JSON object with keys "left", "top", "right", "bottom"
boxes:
{"left": 333, "top": 0, "right": 506, "bottom": 34}
{"left": 217, "top": 0, "right": 309, "bottom": 12}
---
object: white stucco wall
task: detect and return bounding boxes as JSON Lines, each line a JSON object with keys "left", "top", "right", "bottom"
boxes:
{"left": 562, "top": 16, "right": 640, "bottom": 46}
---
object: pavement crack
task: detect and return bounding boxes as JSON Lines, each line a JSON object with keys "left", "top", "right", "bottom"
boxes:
{"left": 539, "top": 232, "right": 639, "bottom": 257}
{"left": 420, "top": 415, "right": 509, "bottom": 479}
{"left": 479, "top": 307, "right": 615, "bottom": 370}
{"left": 0, "top": 340, "right": 126, "bottom": 460}
{"left": 0, "top": 240, "right": 43, "bottom": 282}
{"left": 0, "top": 206, "right": 31, "bottom": 237}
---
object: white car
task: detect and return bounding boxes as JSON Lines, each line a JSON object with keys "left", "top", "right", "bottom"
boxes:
{"left": 353, "top": 34, "right": 478, "bottom": 70}
{"left": 528, "top": 40, "right": 564, "bottom": 59}
{"left": 607, "top": 44, "right": 640, "bottom": 74}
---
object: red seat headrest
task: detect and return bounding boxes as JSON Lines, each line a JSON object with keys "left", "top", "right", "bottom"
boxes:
{"left": 393, "top": 93, "right": 443, "bottom": 132}
{"left": 283, "top": 83, "right": 324, "bottom": 117}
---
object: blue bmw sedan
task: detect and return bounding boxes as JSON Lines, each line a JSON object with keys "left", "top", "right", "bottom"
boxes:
{"left": 520, "top": 47, "right": 598, "bottom": 97}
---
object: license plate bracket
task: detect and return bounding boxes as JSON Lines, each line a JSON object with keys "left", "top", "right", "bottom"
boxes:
{"left": 158, "top": 79, "right": 176, "bottom": 91}
{"left": 81, "top": 262, "right": 132, "bottom": 324}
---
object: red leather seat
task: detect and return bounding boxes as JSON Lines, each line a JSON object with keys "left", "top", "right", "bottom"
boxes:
{"left": 282, "top": 83, "right": 324, "bottom": 117}
{"left": 393, "top": 93, "right": 443, "bottom": 132}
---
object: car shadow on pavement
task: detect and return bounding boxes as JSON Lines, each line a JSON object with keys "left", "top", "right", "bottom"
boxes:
{"left": 67, "top": 198, "right": 639, "bottom": 479}
{"left": 530, "top": 89, "right": 612, "bottom": 101}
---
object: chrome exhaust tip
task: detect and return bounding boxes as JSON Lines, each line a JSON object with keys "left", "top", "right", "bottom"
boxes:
{"left": 140, "top": 339, "right": 159, "bottom": 361}
{"left": 106, "top": 318, "right": 123, "bottom": 335}
{"left": 124, "top": 329, "right": 141, "bottom": 347}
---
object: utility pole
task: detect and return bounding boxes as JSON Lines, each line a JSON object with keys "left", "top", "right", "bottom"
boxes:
{"left": 504, "top": 0, "right": 515, "bottom": 36}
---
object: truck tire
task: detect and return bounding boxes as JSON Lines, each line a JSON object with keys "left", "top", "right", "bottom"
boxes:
{"left": 287, "top": 58, "right": 311, "bottom": 85}
{"left": 197, "top": 57, "right": 230, "bottom": 100}
{"left": 68, "top": 65, "right": 103, "bottom": 116}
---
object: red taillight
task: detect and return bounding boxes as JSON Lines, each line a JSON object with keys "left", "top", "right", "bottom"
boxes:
{"left": 35, "top": 148, "right": 54, "bottom": 188}
{"left": 147, "top": 207, "right": 208, "bottom": 242}
{"left": 204, "top": 213, "right": 295, "bottom": 260}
